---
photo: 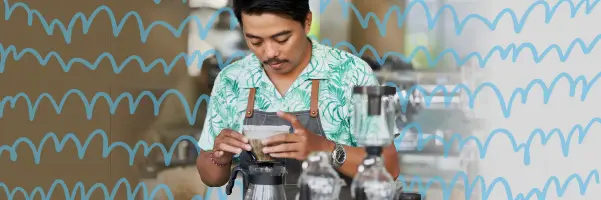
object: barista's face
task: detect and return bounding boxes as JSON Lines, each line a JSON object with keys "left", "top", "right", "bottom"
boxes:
{"left": 241, "top": 12, "right": 312, "bottom": 75}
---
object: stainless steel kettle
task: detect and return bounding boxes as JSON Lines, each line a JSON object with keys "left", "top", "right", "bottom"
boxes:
{"left": 225, "top": 152, "right": 288, "bottom": 200}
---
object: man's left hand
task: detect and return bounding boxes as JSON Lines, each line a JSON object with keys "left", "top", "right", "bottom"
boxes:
{"left": 261, "top": 111, "right": 333, "bottom": 160}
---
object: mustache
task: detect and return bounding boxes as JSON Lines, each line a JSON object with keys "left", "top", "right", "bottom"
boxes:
{"left": 263, "top": 58, "right": 287, "bottom": 65}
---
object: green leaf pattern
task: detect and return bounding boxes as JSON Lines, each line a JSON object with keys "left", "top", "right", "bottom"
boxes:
{"left": 198, "top": 39, "right": 379, "bottom": 150}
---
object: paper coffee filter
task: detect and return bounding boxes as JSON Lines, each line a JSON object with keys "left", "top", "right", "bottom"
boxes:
{"left": 243, "top": 125, "right": 291, "bottom": 139}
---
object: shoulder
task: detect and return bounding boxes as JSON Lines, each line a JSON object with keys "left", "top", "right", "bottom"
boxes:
{"left": 213, "top": 54, "right": 260, "bottom": 86}
{"left": 316, "top": 43, "right": 379, "bottom": 86}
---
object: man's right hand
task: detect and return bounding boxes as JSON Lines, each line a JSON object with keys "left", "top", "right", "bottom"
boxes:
{"left": 211, "top": 129, "right": 251, "bottom": 163}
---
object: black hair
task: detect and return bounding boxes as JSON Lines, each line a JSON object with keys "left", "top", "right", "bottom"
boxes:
{"left": 233, "top": 0, "right": 310, "bottom": 27}
{"left": 361, "top": 56, "right": 382, "bottom": 71}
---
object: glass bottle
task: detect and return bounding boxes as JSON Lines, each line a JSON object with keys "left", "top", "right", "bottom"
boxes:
{"left": 297, "top": 151, "right": 346, "bottom": 200}
{"left": 351, "top": 85, "right": 399, "bottom": 200}
{"left": 351, "top": 156, "right": 396, "bottom": 200}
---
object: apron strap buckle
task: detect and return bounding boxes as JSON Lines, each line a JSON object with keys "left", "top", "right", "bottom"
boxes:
{"left": 246, "top": 88, "right": 256, "bottom": 118}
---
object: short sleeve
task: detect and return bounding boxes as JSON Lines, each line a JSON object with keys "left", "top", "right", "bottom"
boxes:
{"left": 197, "top": 72, "right": 236, "bottom": 151}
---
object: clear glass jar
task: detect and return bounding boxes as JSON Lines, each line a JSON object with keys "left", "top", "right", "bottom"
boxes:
{"left": 351, "top": 157, "right": 396, "bottom": 200}
{"left": 244, "top": 165, "right": 287, "bottom": 200}
{"left": 297, "top": 152, "right": 346, "bottom": 200}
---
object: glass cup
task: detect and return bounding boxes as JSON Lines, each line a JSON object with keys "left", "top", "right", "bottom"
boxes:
{"left": 243, "top": 125, "right": 291, "bottom": 162}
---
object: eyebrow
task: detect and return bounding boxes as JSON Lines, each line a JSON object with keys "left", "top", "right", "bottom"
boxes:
{"left": 245, "top": 30, "right": 292, "bottom": 40}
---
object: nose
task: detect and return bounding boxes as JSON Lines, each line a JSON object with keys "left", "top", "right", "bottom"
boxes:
{"left": 264, "top": 42, "right": 279, "bottom": 58}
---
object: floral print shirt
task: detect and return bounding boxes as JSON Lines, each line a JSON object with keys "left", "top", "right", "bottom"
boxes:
{"left": 198, "top": 38, "right": 379, "bottom": 151}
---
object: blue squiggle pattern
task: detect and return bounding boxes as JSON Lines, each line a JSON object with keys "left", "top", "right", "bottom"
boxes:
{"left": 0, "top": 170, "right": 597, "bottom": 199}
{"left": 403, "top": 169, "right": 599, "bottom": 200}
{"left": 3, "top": 32, "right": 601, "bottom": 73}
{"left": 0, "top": 43, "right": 248, "bottom": 73}
{"left": 388, "top": 71, "right": 600, "bottom": 117}
{"left": 0, "top": 71, "right": 597, "bottom": 123}
{"left": 3, "top": 0, "right": 599, "bottom": 44}
{"left": 0, "top": 89, "right": 210, "bottom": 125}
{"left": 2, "top": 2, "right": 237, "bottom": 44}
{"left": 0, "top": 178, "right": 243, "bottom": 200}
{"left": 0, "top": 129, "right": 200, "bottom": 166}
{"left": 1, "top": 113, "right": 598, "bottom": 168}
{"left": 396, "top": 117, "right": 601, "bottom": 165}
{"left": 321, "top": 32, "right": 601, "bottom": 67}
{"left": 329, "top": 0, "right": 601, "bottom": 35}
{"left": 3, "top": 0, "right": 597, "bottom": 199}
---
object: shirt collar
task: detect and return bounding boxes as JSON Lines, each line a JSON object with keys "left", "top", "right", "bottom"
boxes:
{"left": 240, "top": 38, "right": 330, "bottom": 89}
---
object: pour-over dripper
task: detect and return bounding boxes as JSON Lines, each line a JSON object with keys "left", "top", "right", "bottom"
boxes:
{"left": 243, "top": 125, "right": 291, "bottom": 163}
{"left": 352, "top": 86, "right": 397, "bottom": 147}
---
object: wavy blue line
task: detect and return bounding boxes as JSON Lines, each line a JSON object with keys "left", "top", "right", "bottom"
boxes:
{"left": 3, "top": 31, "right": 601, "bottom": 73}
{"left": 319, "top": 32, "right": 601, "bottom": 67}
{"left": 397, "top": 169, "right": 599, "bottom": 200}
{"left": 4, "top": 0, "right": 598, "bottom": 44}
{"left": 0, "top": 178, "right": 243, "bottom": 200}
{"left": 0, "top": 89, "right": 210, "bottom": 125}
{"left": 1, "top": 170, "right": 597, "bottom": 200}
{"left": 0, "top": 43, "right": 249, "bottom": 74}
{"left": 0, "top": 71, "right": 598, "bottom": 123}
{"left": 329, "top": 0, "right": 601, "bottom": 36}
{"left": 2, "top": 2, "right": 238, "bottom": 44}
{"left": 398, "top": 116, "right": 601, "bottom": 165}
{"left": 388, "top": 70, "right": 601, "bottom": 118}
{"left": 1, "top": 117, "right": 598, "bottom": 167}
{"left": 0, "top": 129, "right": 201, "bottom": 166}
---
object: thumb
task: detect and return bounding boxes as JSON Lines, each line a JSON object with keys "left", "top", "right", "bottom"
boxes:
{"left": 277, "top": 111, "right": 302, "bottom": 129}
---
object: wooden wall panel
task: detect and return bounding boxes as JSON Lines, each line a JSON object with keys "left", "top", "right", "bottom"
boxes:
{"left": 0, "top": 0, "right": 189, "bottom": 199}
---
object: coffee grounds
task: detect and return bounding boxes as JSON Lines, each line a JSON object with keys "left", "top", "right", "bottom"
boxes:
{"left": 249, "top": 139, "right": 273, "bottom": 162}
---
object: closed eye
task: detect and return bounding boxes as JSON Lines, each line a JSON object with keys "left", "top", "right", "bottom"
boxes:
{"left": 276, "top": 38, "right": 289, "bottom": 44}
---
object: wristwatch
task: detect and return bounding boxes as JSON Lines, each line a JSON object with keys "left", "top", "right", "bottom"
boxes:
{"left": 331, "top": 142, "right": 346, "bottom": 168}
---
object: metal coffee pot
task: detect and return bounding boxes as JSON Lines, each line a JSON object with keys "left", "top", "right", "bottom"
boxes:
{"left": 226, "top": 152, "right": 288, "bottom": 200}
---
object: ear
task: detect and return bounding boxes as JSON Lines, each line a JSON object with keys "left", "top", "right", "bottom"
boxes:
{"left": 304, "top": 12, "right": 313, "bottom": 34}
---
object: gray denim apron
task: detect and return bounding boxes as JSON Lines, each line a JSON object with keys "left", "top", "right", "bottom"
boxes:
{"left": 237, "top": 79, "right": 354, "bottom": 200}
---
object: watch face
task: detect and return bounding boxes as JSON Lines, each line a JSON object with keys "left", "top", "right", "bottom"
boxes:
{"left": 335, "top": 146, "right": 346, "bottom": 163}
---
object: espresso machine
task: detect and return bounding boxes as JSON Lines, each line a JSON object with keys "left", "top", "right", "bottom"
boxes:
{"left": 225, "top": 151, "right": 288, "bottom": 200}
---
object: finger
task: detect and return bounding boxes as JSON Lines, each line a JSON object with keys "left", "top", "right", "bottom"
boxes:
{"left": 218, "top": 143, "right": 243, "bottom": 155}
{"left": 223, "top": 129, "right": 249, "bottom": 143}
{"left": 224, "top": 137, "right": 252, "bottom": 151}
{"left": 213, "top": 150, "right": 224, "bottom": 157}
{"left": 277, "top": 111, "right": 302, "bottom": 129}
{"left": 262, "top": 143, "right": 301, "bottom": 154}
{"left": 262, "top": 133, "right": 302, "bottom": 146}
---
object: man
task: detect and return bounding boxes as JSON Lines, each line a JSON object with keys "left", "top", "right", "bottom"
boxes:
{"left": 195, "top": 0, "right": 400, "bottom": 199}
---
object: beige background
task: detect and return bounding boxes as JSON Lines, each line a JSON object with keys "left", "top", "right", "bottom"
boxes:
{"left": 0, "top": 0, "right": 407, "bottom": 199}
{"left": 0, "top": 0, "right": 191, "bottom": 199}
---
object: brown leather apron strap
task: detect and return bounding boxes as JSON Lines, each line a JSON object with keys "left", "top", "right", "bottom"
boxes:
{"left": 246, "top": 88, "right": 256, "bottom": 118}
{"left": 310, "top": 80, "right": 320, "bottom": 118}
